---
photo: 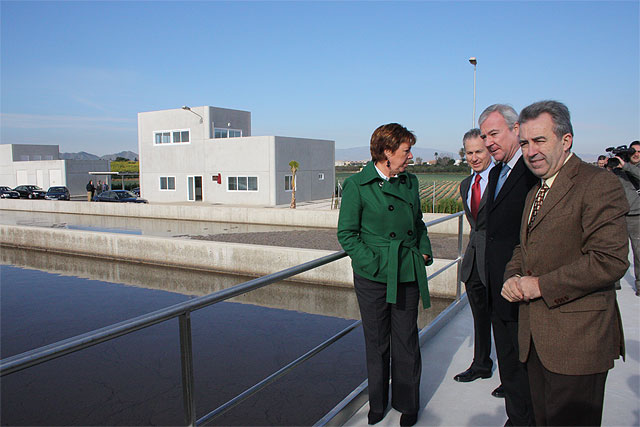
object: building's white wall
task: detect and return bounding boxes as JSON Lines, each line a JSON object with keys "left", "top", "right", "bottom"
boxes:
{"left": 273, "top": 137, "right": 335, "bottom": 205}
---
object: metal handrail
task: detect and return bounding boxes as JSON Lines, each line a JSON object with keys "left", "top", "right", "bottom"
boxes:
{"left": 1, "top": 211, "right": 467, "bottom": 426}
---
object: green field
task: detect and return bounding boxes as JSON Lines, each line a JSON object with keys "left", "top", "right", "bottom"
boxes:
{"left": 336, "top": 171, "right": 467, "bottom": 212}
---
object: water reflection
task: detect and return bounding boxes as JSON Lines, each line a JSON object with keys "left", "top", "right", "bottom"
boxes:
{"left": 1, "top": 247, "right": 452, "bottom": 329}
{"left": 0, "top": 261, "right": 366, "bottom": 426}
{"left": 0, "top": 210, "right": 314, "bottom": 238}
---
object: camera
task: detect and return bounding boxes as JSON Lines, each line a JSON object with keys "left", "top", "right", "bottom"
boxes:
{"left": 605, "top": 145, "right": 636, "bottom": 168}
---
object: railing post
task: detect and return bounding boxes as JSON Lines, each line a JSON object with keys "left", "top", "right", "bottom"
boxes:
{"left": 179, "top": 312, "right": 196, "bottom": 427}
{"left": 456, "top": 214, "right": 464, "bottom": 300}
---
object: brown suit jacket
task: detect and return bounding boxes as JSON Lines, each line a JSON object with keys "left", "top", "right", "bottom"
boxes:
{"left": 504, "top": 154, "right": 629, "bottom": 375}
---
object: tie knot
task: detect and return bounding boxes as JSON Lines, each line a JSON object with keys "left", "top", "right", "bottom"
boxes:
{"left": 474, "top": 174, "right": 481, "bottom": 184}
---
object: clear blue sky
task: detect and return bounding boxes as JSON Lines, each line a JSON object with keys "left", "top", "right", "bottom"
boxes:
{"left": 1, "top": 1, "right": 638, "bottom": 157}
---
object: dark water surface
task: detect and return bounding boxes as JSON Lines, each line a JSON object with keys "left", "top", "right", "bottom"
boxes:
{"left": 1, "top": 249, "right": 453, "bottom": 426}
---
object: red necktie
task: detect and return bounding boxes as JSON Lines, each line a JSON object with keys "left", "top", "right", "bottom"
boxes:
{"left": 470, "top": 173, "right": 481, "bottom": 220}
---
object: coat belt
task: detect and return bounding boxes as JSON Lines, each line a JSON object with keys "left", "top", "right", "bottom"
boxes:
{"left": 361, "top": 233, "right": 431, "bottom": 309}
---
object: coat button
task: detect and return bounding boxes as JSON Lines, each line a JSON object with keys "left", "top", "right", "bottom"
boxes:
{"left": 400, "top": 177, "right": 406, "bottom": 184}
{"left": 388, "top": 205, "right": 394, "bottom": 211}
{"left": 410, "top": 203, "right": 413, "bottom": 208}
{"left": 389, "top": 232, "right": 396, "bottom": 238}
{"left": 407, "top": 230, "right": 413, "bottom": 236}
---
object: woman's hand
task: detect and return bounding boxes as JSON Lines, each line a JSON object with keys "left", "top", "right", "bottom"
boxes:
{"left": 423, "top": 254, "right": 431, "bottom": 264}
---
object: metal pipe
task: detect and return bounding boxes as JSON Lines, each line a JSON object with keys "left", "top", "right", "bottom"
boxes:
{"left": 179, "top": 313, "right": 196, "bottom": 427}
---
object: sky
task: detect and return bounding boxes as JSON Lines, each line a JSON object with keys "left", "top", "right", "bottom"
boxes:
{"left": 1, "top": 1, "right": 638, "bottom": 157}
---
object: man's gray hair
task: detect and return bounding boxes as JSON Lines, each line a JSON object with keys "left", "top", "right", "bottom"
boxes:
{"left": 463, "top": 128, "right": 482, "bottom": 145}
{"left": 519, "top": 100, "right": 574, "bottom": 138}
{"left": 478, "top": 104, "right": 519, "bottom": 130}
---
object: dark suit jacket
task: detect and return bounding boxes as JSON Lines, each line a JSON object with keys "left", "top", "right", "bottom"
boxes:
{"left": 460, "top": 173, "right": 489, "bottom": 285}
{"left": 504, "top": 155, "right": 629, "bottom": 375}
{"left": 485, "top": 156, "right": 538, "bottom": 321}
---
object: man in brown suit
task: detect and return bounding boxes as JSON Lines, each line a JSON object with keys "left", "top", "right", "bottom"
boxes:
{"left": 502, "top": 100, "right": 629, "bottom": 426}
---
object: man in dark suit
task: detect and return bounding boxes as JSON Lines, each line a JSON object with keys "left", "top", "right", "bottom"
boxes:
{"left": 480, "top": 104, "right": 538, "bottom": 425}
{"left": 453, "top": 128, "right": 496, "bottom": 383}
{"left": 502, "top": 100, "right": 628, "bottom": 426}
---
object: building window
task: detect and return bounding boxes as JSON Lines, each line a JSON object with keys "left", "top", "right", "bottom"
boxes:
{"left": 214, "top": 128, "right": 243, "bottom": 139}
{"left": 318, "top": 173, "right": 325, "bottom": 180}
{"left": 154, "top": 129, "right": 190, "bottom": 145}
{"left": 228, "top": 176, "right": 258, "bottom": 192}
{"left": 284, "top": 175, "right": 294, "bottom": 191}
{"left": 160, "top": 176, "right": 176, "bottom": 190}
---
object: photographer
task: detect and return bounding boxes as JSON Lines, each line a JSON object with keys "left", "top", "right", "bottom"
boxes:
{"left": 609, "top": 141, "right": 640, "bottom": 295}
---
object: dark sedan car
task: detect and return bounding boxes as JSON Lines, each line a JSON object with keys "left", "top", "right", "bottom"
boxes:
{"left": 46, "top": 186, "right": 71, "bottom": 201}
{"left": 13, "top": 185, "right": 47, "bottom": 199}
{"left": 94, "top": 190, "right": 148, "bottom": 203}
{"left": 0, "top": 186, "right": 20, "bottom": 199}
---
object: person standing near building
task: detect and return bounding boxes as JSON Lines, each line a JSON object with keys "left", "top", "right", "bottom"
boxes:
{"left": 337, "top": 123, "right": 433, "bottom": 427}
{"left": 502, "top": 100, "right": 628, "bottom": 425}
{"left": 86, "top": 180, "right": 95, "bottom": 202}
{"left": 613, "top": 140, "right": 640, "bottom": 295}
{"left": 453, "top": 129, "right": 497, "bottom": 385}
{"left": 480, "top": 104, "right": 538, "bottom": 425}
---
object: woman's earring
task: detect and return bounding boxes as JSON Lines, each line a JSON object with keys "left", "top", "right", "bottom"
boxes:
{"left": 386, "top": 160, "right": 391, "bottom": 168}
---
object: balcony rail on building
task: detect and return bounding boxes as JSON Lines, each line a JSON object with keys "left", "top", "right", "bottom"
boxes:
{"left": 0, "top": 212, "right": 466, "bottom": 426}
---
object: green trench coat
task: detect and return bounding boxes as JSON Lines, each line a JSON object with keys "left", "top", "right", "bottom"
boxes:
{"left": 337, "top": 162, "right": 433, "bottom": 309}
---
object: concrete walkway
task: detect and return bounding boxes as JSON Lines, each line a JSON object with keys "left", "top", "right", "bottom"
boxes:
{"left": 344, "top": 256, "right": 640, "bottom": 426}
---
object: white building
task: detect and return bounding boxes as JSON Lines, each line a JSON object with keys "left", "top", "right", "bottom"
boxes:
{"left": 0, "top": 144, "right": 110, "bottom": 196}
{"left": 137, "top": 106, "right": 335, "bottom": 205}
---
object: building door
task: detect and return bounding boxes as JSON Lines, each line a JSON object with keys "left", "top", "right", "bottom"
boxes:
{"left": 16, "top": 170, "right": 28, "bottom": 185}
{"left": 187, "top": 176, "right": 203, "bottom": 201}
{"left": 49, "top": 169, "right": 63, "bottom": 186}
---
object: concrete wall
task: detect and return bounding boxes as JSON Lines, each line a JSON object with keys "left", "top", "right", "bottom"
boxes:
{"left": 274, "top": 136, "right": 335, "bottom": 205}
{"left": 0, "top": 200, "right": 470, "bottom": 233}
{"left": 10, "top": 144, "right": 59, "bottom": 161}
{"left": 0, "top": 224, "right": 460, "bottom": 298}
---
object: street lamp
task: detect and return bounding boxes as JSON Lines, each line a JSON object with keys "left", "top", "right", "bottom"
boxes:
{"left": 181, "top": 105, "right": 203, "bottom": 123}
{"left": 469, "top": 57, "right": 477, "bottom": 127}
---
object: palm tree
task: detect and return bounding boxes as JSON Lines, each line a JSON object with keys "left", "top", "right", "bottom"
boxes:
{"left": 289, "top": 160, "right": 299, "bottom": 209}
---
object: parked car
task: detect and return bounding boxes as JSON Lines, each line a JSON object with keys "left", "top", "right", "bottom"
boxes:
{"left": 132, "top": 187, "right": 140, "bottom": 196}
{"left": 46, "top": 186, "right": 71, "bottom": 201}
{"left": 0, "top": 186, "right": 20, "bottom": 199}
{"left": 13, "top": 185, "right": 46, "bottom": 199}
{"left": 94, "top": 190, "right": 148, "bottom": 203}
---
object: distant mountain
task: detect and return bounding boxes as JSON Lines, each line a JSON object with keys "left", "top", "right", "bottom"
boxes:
{"left": 100, "top": 151, "right": 138, "bottom": 161}
{"left": 60, "top": 151, "right": 138, "bottom": 161}
{"left": 335, "top": 146, "right": 456, "bottom": 162}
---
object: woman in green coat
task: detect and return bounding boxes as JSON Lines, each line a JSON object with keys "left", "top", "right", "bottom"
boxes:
{"left": 337, "top": 123, "right": 433, "bottom": 427}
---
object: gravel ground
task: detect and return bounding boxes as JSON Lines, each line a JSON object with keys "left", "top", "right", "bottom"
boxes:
{"left": 190, "top": 230, "right": 468, "bottom": 260}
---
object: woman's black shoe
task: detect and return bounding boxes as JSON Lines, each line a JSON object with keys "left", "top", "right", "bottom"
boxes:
{"left": 368, "top": 410, "right": 385, "bottom": 425}
{"left": 400, "top": 413, "right": 418, "bottom": 426}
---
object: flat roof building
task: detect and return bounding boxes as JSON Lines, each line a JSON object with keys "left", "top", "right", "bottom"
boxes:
{"left": 137, "top": 106, "right": 335, "bottom": 206}
{"left": 0, "top": 144, "right": 110, "bottom": 196}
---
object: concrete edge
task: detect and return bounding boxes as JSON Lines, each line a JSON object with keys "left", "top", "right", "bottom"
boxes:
{"left": 0, "top": 224, "right": 459, "bottom": 298}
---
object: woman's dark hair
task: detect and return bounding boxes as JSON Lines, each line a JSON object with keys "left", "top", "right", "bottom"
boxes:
{"left": 370, "top": 123, "right": 416, "bottom": 162}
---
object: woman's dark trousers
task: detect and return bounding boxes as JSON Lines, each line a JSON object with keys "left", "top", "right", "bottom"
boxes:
{"left": 353, "top": 273, "right": 421, "bottom": 415}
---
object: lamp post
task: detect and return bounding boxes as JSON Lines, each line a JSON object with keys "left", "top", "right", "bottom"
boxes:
{"left": 181, "top": 106, "right": 203, "bottom": 123}
{"left": 469, "top": 57, "right": 477, "bottom": 127}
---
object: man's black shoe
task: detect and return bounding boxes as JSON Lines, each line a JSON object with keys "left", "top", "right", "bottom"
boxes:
{"left": 453, "top": 367, "right": 492, "bottom": 382}
{"left": 400, "top": 413, "right": 418, "bottom": 426}
{"left": 491, "top": 384, "right": 505, "bottom": 398}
